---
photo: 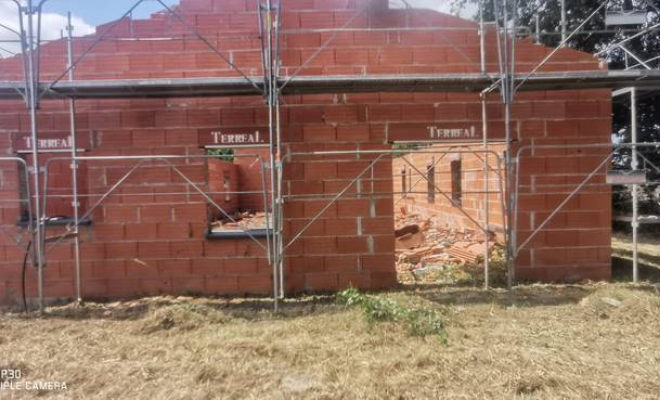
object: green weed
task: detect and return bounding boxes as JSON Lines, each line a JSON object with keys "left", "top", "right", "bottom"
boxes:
{"left": 337, "top": 288, "right": 447, "bottom": 344}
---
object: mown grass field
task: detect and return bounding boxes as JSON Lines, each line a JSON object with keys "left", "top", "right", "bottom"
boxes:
{"left": 2, "top": 282, "right": 660, "bottom": 400}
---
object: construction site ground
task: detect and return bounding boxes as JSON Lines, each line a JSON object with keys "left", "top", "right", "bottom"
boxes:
{"left": 2, "top": 282, "right": 660, "bottom": 400}
{"left": 395, "top": 205, "right": 505, "bottom": 286}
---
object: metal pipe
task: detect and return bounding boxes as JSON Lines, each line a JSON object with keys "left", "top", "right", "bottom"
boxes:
{"left": 631, "top": 87, "right": 639, "bottom": 282}
{"left": 168, "top": 162, "right": 269, "bottom": 250}
{"left": 280, "top": 0, "right": 375, "bottom": 91}
{"left": 256, "top": 0, "right": 269, "bottom": 100}
{"left": 279, "top": 26, "right": 499, "bottom": 34}
{"left": 274, "top": 0, "right": 284, "bottom": 299}
{"left": 156, "top": 0, "right": 264, "bottom": 94}
{"left": 534, "top": 14, "right": 541, "bottom": 44}
{"left": 0, "top": 22, "right": 21, "bottom": 37}
{"left": 493, "top": 0, "right": 505, "bottom": 97}
{"left": 620, "top": 46, "right": 652, "bottom": 70}
{"left": 512, "top": 141, "right": 660, "bottom": 268}
{"left": 516, "top": 142, "right": 660, "bottom": 155}
{"left": 479, "top": 0, "right": 486, "bottom": 74}
{"left": 0, "top": 45, "right": 17, "bottom": 55}
{"left": 499, "top": 0, "right": 516, "bottom": 289}
{"left": 41, "top": 160, "right": 147, "bottom": 252}
{"left": 515, "top": 0, "right": 609, "bottom": 93}
{"left": 394, "top": 145, "right": 483, "bottom": 208}
{"left": 44, "top": 190, "right": 269, "bottom": 198}
{"left": 402, "top": 156, "right": 492, "bottom": 233}
{"left": 510, "top": 0, "right": 517, "bottom": 98}
{"left": 596, "top": 21, "right": 660, "bottom": 56}
{"left": 402, "top": 0, "right": 489, "bottom": 78}
{"left": 515, "top": 153, "right": 614, "bottom": 254}
{"left": 26, "top": 0, "right": 46, "bottom": 313}
{"left": 47, "top": 0, "right": 147, "bottom": 92}
{"left": 260, "top": 162, "right": 272, "bottom": 265}
{"left": 254, "top": 0, "right": 273, "bottom": 268}
{"left": 264, "top": 0, "right": 279, "bottom": 310}
{"left": 41, "top": 155, "right": 270, "bottom": 252}
{"left": 284, "top": 190, "right": 506, "bottom": 198}
{"left": 287, "top": 149, "right": 504, "bottom": 160}
{"left": 15, "top": 0, "right": 31, "bottom": 107}
{"left": 35, "top": 1, "right": 44, "bottom": 87}
{"left": 282, "top": 154, "right": 388, "bottom": 253}
{"left": 560, "top": 0, "right": 567, "bottom": 43}
{"left": 66, "top": 12, "right": 82, "bottom": 303}
{"left": 482, "top": 93, "right": 490, "bottom": 289}
{"left": 626, "top": 54, "right": 660, "bottom": 70}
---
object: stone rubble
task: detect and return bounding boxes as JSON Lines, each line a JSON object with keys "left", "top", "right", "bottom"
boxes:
{"left": 211, "top": 211, "right": 269, "bottom": 232}
{"left": 395, "top": 206, "right": 495, "bottom": 275}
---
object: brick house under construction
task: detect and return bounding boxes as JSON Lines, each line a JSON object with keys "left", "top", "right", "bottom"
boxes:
{"left": 0, "top": 0, "right": 613, "bottom": 305}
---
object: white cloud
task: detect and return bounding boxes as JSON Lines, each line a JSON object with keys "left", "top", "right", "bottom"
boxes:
{"left": 0, "top": 1, "right": 94, "bottom": 58}
{"left": 0, "top": 1, "right": 476, "bottom": 59}
{"left": 389, "top": 0, "right": 477, "bottom": 17}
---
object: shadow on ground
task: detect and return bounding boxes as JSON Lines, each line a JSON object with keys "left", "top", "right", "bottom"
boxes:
{"left": 13, "top": 294, "right": 339, "bottom": 322}
{"left": 612, "top": 256, "right": 660, "bottom": 282}
{"left": 7, "top": 267, "right": 660, "bottom": 322}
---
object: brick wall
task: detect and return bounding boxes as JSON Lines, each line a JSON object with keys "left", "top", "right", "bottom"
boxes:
{"left": 0, "top": 0, "right": 612, "bottom": 304}
{"left": 207, "top": 159, "right": 239, "bottom": 217}
{"left": 234, "top": 148, "right": 270, "bottom": 212}
{"left": 388, "top": 89, "right": 613, "bottom": 282}
{"left": 513, "top": 89, "right": 613, "bottom": 282}
{"left": 392, "top": 143, "right": 507, "bottom": 238}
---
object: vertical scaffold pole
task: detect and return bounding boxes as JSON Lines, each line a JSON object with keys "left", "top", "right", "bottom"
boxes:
{"left": 479, "top": 0, "right": 486, "bottom": 74}
{"left": 264, "top": 0, "right": 279, "bottom": 310}
{"left": 560, "top": 0, "right": 567, "bottom": 43}
{"left": 273, "top": 0, "right": 284, "bottom": 299}
{"left": 500, "top": 0, "right": 516, "bottom": 289}
{"left": 479, "top": 0, "right": 490, "bottom": 290}
{"left": 631, "top": 87, "right": 639, "bottom": 283}
{"left": 482, "top": 93, "right": 490, "bottom": 290}
{"left": 66, "top": 12, "right": 83, "bottom": 303}
{"left": 26, "top": 0, "right": 45, "bottom": 313}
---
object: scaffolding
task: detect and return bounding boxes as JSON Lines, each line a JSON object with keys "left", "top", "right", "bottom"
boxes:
{"left": 1, "top": 0, "right": 659, "bottom": 312}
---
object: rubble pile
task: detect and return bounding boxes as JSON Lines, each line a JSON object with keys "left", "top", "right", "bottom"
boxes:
{"left": 395, "top": 206, "right": 495, "bottom": 277}
{"left": 211, "top": 211, "right": 269, "bottom": 232}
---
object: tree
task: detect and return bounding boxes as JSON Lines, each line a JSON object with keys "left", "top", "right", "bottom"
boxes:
{"left": 451, "top": 0, "right": 660, "bottom": 217}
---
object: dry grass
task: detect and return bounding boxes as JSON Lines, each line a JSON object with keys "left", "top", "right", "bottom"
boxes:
{"left": 2, "top": 283, "right": 660, "bottom": 400}
{"left": 613, "top": 231, "right": 660, "bottom": 270}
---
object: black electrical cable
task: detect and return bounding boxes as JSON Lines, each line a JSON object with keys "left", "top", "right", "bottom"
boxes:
{"left": 21, "top": 240, "right": 32, "bottom": 315}
{"left": 20, "top": 216, "right": 62, "bottom": 314}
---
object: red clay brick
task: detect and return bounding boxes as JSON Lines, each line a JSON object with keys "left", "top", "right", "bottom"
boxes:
{"left": 237, "top": 275, "right": 272, "bottom": 294}
{"left": 324, "top": 218, "right": 358, "bottom": 236}
{"left": 361, "top": 254, "right": 394, "bottom": 271}
{"left": 138, "top": 242, "right": 170, "bottom": 259}
{"left": 303, "top": 125, "right": 337, "bottom": 142}
{"left": 305, "top": 272, "right": 339, "bottom": 291}
{"left": 104, "top": 242, "right": 138, "bottom": 259}
{"left": 125, "top": 224, "right": 159, "bottom": 241}
{"left": 158, "top": 259, "right": 192, "bottom": 277}
{"left": 104, "top": 205, "right": 139, "bottom": 223}
{"left": 303, "top": 237, "right": 338, "bottom": 254}
{"left": 140, "top": 205, "right": 173, "bottom": 223}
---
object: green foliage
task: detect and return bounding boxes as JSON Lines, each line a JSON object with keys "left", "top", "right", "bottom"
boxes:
{"left": 337, "top": 288, "right": 448, "bottom": 344}
{"left": 450, "top": 0, "right": 660, "bottom": 214}
{"left": 206, "top": 147, "right": 235, "bottom": 162}
{"left": 336, "top": 287, "right": 363, "bottom": 307}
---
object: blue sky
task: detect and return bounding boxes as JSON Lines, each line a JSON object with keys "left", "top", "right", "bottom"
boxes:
{"left": 0, "top": 0, "right": 462, "bottom": 57}
{"left": 42, "top": 0, "right": 458, "bottom": 26}
{"left": 42, "top": 0, "right": 180, "bottom": 26}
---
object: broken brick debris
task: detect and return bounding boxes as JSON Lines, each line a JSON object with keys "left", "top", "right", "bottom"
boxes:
{"left": 395, "top": 206, "right": 495, "bottom": 275}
